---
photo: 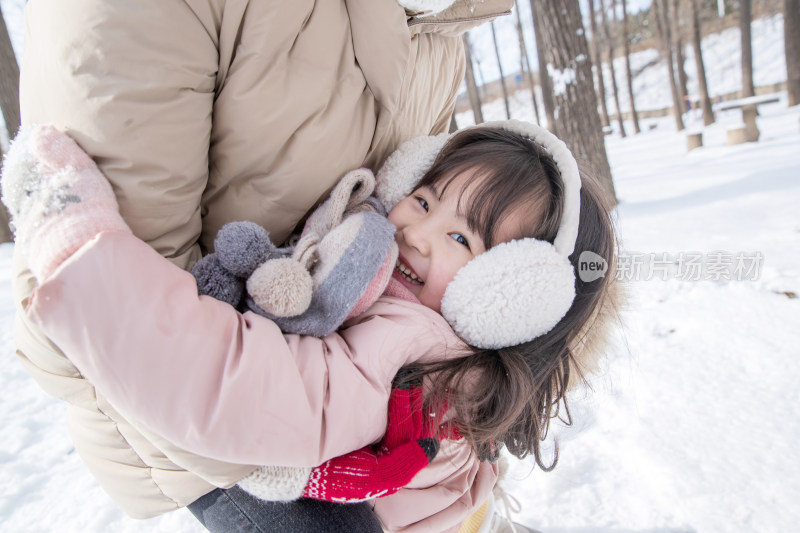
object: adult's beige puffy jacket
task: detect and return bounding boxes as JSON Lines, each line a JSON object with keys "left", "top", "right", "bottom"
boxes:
{"left": 13, "top": 0, "right": 511, "bottom": 526}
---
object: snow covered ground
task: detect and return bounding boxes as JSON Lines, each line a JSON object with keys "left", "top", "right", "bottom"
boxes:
{"left": 501, "top": 96, "right": 800, "bottom": 533}
{"left": 1, "top": 2, "right": 798, "bottom": 533}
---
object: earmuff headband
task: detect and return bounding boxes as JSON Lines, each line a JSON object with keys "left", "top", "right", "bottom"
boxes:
{"left": 480, "top": 120, "right": 581, "bottom": 257}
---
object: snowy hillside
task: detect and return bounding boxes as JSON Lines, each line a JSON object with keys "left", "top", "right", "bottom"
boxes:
{"left": 465, "top": 9, "right": 787, "bottom": 119}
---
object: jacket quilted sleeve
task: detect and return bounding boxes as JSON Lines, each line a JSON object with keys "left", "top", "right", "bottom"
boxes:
{"left": 27, "top": 231, "right": 463, "bottom": 467}
{"left": 19, "top": 0, "right": 225, "bottom": 268}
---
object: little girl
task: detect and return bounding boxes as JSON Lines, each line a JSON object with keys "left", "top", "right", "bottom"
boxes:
{"left": 2, "top": 120, "right": 619, "bottom": 532}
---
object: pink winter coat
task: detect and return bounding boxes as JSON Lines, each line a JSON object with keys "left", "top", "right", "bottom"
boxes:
{"left": 26, "top": 230, "right": 498, "bottom": 532}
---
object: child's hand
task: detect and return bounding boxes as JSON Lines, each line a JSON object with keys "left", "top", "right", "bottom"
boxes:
{"left": 1, "top": 125, "right": 131, "bottom": 281}
{"left": 237, "top": 378, "right": 454, "bottom": 503}
{"left": 301, "top": 378, "right": 448, "bottom": 502}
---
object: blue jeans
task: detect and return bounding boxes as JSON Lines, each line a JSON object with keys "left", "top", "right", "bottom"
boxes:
{"left": 188, "top": 485, "right": 384, "bottom": 532}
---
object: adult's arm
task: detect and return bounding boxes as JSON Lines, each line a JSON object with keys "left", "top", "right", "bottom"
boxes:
{"left": 20, "top": 0, "right": 227, "bottom": 267}
{"left": 27, "top": 231, "right": 460, "bottom": 467}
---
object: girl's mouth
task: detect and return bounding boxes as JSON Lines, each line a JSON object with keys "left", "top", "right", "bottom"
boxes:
{"left": 395, "top": 259, "right": 423, "bottom": 285}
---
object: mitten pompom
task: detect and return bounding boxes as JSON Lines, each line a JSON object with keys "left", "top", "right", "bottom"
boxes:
{"left": 192, "top": 254, "right": 245, "bottom": 307}
{"left": 215, "top": 221, "right": 276, "bottom": 277}
{"left": 247, "top": 258, "right": 313, "bottom": 318}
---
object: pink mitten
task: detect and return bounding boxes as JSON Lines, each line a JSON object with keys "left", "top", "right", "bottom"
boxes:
{"left": 1, "top": 125, "right": 131, "bottom": 281}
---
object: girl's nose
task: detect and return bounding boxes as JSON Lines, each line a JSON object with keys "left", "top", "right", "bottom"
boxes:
{"left": 402, "top": 221, "right": 430, "bottom": 256}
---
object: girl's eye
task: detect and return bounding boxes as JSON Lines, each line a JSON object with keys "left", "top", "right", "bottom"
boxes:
{"left": 450, "top": 233, "right": 470, "bottom": 248}
{"left": 415, "top": 197, "right": 429, "bottom": 212}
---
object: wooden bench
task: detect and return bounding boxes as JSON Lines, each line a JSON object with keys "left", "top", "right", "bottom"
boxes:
{"left": 716, "top": 94, "right": 780, "bottom": 144}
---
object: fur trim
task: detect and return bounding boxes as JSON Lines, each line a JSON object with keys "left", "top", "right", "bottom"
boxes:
{"left": 397, "top": 0, "right": 457, "bottom": 16}
{"left": 238, "top": 465, "right": 313, "bottom": 502}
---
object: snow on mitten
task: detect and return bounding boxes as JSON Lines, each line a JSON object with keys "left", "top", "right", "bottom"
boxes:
{"left": 1, "top": 125, "right": 130, "bottom": 281}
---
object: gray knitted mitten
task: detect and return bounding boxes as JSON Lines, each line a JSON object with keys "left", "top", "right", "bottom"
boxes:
{"left": 192, "top": 169, "right": 398, "bottom": 337}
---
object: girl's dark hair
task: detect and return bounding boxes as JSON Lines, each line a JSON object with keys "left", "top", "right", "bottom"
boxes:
{"left": 397, "top": 126, "right": 618, "bottom": 469}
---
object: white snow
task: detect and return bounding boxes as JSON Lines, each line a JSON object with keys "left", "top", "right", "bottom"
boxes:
{"left": 600, "top": 14, "right": 788, "bottom": 115}
{"left": 548, "top": 64, "right": 578, "bottom": 97}
{"left": 500, "top": 95, "right": 800, "bottom": 533}
{"left": 464, "top": 7, "right": 786, "bottom": 118}
{"left": 1, "top": 2, "right": 799, "bottom": 532}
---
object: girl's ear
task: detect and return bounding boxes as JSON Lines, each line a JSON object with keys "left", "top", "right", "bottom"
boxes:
{"left": 375, "top": 133, "right": 449, "bottom": 212}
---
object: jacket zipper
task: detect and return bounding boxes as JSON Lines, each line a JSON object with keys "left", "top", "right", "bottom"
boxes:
{"left": 407, "top": 10, "right": 512, "bottom": 28}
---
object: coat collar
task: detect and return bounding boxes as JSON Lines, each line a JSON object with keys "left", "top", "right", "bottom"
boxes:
{"left": 406, "top": 0, "right": 513, "bottom": 36}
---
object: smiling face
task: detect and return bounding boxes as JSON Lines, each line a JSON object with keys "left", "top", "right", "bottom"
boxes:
{"left": 388, "top": 170, "right": 530, "bottom": 312}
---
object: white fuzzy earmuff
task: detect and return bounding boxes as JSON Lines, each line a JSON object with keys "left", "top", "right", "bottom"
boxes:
{"left": 375, "top": 120, "right": 582, "bottom": 349}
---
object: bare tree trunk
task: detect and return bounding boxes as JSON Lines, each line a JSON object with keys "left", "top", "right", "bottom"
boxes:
{"left": 0, "top": 148, "right": 11, "bottom": 242}
{"left": 621, "top": 0, "right": 641, "bottom": 133}
{"left": 0, "top": 4, "right": 19, "bottom": 243}
{"left": 671, "top": 0, "right": 689, "bottom": 111}
{"left": 653, "top": 0, "right": 686, "bottom": 130}
{"left": 787, "top": 0, "right": 800, "bottom": 106}
{"left": 515, "top": 0, "right": 541, "bottom": 123}
{"left": 491, "top": 22, "right": 512, "bottom": 120}
{"left": 0, "top": 4, "right": 19, "bottom": 141}
{"left": 690, "top": 0, "right": 715, "bottom": 124}
{"left": 530, "top": 2, "right": 557, "bottom": 130}
{"left": 473, "top": 38, "right": 488, "bottom": 88}
{"left": 602, "top": 0, "right": 627, "bottom": 137}
{"left": 670, "top": 0, "right": 689, "bottom": 108}
{"left": 463, "top": 33, "right": 484, "bottom": 124}
{"left": 740, "top": 0, "right": 755, "bottom": 97}
{"left": 536, "top": 0, "right": 616, "bottom": 203}
{"left": 589, "top": 0, "right": 611, "bottom": 127}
